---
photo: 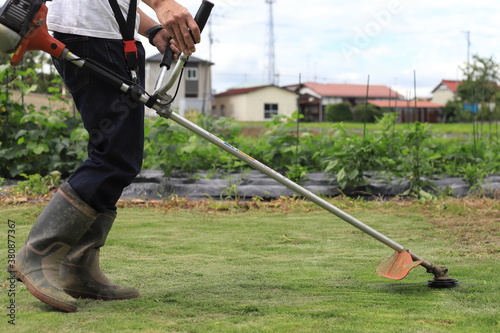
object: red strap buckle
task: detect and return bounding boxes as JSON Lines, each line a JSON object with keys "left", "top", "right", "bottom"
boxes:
{"left": 122, "top": 39, "right": 139, "bottom": 75}
{"left": 123, "top": 39, "right": 137, "bottom": 54}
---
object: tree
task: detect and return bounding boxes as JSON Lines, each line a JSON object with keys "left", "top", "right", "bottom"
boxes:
{"left": 442, "top": 100, "right": 468, "bottom": 123}
{"left": 457, "top": 55, "right": 500, "bottom": 113}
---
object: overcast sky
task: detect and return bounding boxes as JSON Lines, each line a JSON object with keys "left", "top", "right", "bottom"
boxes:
{"left": 140, "top": 0, "right": 499, "bottom": 98}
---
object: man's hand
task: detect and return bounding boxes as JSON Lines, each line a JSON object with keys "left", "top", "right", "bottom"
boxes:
{"left": 152, "top": 29, "right": 180, "bottom": 57}
{"left": 144, "top": 0, "right": 200, "bottom": 55}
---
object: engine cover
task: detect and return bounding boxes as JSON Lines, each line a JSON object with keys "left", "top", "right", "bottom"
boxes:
{"left": 0, "top": 0, "right": 44, "bottom": 53}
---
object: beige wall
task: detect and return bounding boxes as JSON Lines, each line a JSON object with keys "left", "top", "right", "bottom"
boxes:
{"left": 212, "top": 94, "right": 238, "bottom": 119}
{"left": 431, "top": 90, "right": 455, "bottom": 105}
{"left": 213, "top": 86, "right": 297, "bottom": 122}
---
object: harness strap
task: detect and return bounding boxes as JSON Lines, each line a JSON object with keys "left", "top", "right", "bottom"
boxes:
{"left": 108, "top": 0, "right": 138, "bottom": 77}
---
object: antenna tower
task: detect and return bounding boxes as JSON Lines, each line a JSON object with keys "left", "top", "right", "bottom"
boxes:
{"left": 265, "top": 0, "right": 276, "bottom": 85}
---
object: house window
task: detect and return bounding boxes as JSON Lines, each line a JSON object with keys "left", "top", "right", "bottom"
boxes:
{"left": 186, "top": 68, "right": 198, "bottom": 80}
{"left": 264, "top": 103, "right": 278, "bottom": 119}
{"left": 185, "top": 67, "right": 199, "bottom": 97}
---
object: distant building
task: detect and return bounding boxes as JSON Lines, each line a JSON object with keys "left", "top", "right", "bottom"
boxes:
{"left": 212, "top": 85, "right": 297, "bottom": 122}
{"left": 368, "top": 99, "right": 443, "bottom": 123}
{"left": 285, "top": 82, "right": 403, "bottom": 122}
{"left": 431, "top": 80, "right": 462, "bottom": 105}
{"left": 145, "top": 54, "right": 214, "bottom": 116}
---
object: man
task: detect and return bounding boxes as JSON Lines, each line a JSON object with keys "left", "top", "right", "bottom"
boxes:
{"left": 11, "top": 0, "right": 200, "bottom": 312}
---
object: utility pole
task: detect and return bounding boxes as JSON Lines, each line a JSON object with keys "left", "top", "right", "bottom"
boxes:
{"left": 208, "top": 17, "right": 214, "bottom": 62}
{"left": 464, "top": 30, "right": 470, "bottom": 65}
{"left": 202, "top": 16, "right": 214, "bottom": 114}
{"left": 265, "top": 0, "right": 276, "bottom": 85}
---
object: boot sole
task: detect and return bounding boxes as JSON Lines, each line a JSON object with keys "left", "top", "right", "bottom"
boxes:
{"left": 11, "top": 266, "right": 77, "bottom": 313}
{"left": 64, "top": 288, "right": 140, "bottom": 301}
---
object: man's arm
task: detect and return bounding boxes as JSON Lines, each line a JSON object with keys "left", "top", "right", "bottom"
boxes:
{"left": 138, "top": 8, "right": 179, "bottom": 55}
{"left": 142, "top": 0, "right": 200, "bottom": 55}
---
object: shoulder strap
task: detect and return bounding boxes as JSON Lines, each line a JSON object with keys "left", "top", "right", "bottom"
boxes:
{"left": 108, "top": 0, "right": 138, "bottom": 75}
{"left": 108, "top": 0, "right": 136, "bottom": 40}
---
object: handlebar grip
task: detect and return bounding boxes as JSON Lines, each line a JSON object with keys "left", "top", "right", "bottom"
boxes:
{"left": 160, "top": 38, "right": 174, "bottom": 70}
{"left": 159, "top": 1, "right": 213, "bottom": 69}
{"left": 194, "top": 0, "right": 214, "bottom": 33}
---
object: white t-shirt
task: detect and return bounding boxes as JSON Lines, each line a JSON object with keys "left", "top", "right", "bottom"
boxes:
{"left": 47, "top": 0, "right": 141, "bottom": 40}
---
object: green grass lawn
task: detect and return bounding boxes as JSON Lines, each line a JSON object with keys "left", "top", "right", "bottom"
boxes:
{"left": 1, "top": 198, "right": 499, "bottom": 332}
{"left": 240, "top": 121, "right": 500, "bottom": 135}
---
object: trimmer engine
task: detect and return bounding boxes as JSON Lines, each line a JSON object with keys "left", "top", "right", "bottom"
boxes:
{"left": 0, "top": 0, "right": 45, "bottom": 53}
{"left": 0, "top": 0, "right": 66, "bottom": 65}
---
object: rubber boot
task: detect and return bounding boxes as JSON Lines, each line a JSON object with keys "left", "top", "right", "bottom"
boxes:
{"left": 11, "top": 182, "right": 98, "bottom": 312}
{"left": 60, "top": 211, "right": 140, "bottom": 300}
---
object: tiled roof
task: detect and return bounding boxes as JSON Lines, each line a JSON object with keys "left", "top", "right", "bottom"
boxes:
{"left": 302, "top": 82, "right": 403, "bottom": 99}
{"left": 368, "top": 99, "right": 444, "bottom": 108}
{"left": 214, "top": 85, "right": 270, "bottom": 97}
{"left": 431, "top": 80, "right": 462, "bottom": 93}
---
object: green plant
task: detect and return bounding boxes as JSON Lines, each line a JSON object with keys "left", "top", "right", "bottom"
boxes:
{"left": 261, "top": 114, "right": 302, "bottom": 170}
{"left": 10, "top": 171, "right": 61, "bottom": 196}
{"left": 220, "top": 183, "right": 239, "bottom": 200}
{"left": 400, "top": 122, "right": 436, "bottom": 198}
{"left": 286, "top": 164, "right": 309, "bottom": 184}
{"left": 0, "top": 105, "right": 86, "bottom": 178}
{"left": 322, "top": 123, "right": 385, "bottom": 191}
{"left": 460, "top": 162, "right": 486, "bottom": 190}
{"left": 141, "top": 113, "right": 500, "bottom": 199}
{"left": 0, "top": 65, "right": 86, "bottom": 179}
{"left": 143, "top": 114, "right": 247, "bottom": 178}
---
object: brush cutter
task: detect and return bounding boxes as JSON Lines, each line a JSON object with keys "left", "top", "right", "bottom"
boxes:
{"left": 0, "top": 0, "right": 458, "bottom": 287}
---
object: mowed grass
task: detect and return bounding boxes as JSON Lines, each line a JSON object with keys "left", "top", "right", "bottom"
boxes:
{"left": 238, "top": 121, "right": 500, "bottom": 135}
{"left": 1, "top": 198, "right": 499, "bottom": 333}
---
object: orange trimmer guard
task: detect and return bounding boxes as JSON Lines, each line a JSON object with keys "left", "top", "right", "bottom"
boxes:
{"left": 376, "top": 251, "right": 423, "bottom": 280}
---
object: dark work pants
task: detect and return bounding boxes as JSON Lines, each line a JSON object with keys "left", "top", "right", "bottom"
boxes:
{"left": 52, "top": 33, "right": 145, "bottom": 212}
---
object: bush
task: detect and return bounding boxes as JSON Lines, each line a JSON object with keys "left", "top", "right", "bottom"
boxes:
{"left": 352, "top": 103, "right": 383, "bottom": 123}
{"left": 325, "top": 103, "right": 353, "bottom": 122}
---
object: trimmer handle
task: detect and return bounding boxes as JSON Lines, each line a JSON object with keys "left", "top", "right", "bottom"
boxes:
{"left": 160, "top": 38, "right": 175, "bottom": 70}
{"left": 159, "top": 0, "right": 214, "bottom": 69}
{"left": 194, "top": 0, "right": 214, "bottom": 33}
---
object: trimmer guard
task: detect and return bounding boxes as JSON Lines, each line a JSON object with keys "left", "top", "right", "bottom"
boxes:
{"left": 376, "top": 251, "right": 423, "bottom": 280}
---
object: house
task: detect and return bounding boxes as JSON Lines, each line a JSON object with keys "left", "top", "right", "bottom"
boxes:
{"left": 145, "top": 54, "right": 214, "bottom": 116}
{"left": 285, "top": 82, "right": 403, "bottom": 122}
{"left": 368, "top": 99, "right": 443, "bottom": 123}
{"left": 431, "top": 80, "right": 462, "bottom": 105}
{"left": 212, "top": 85, "right": 297, "bottom": 122}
